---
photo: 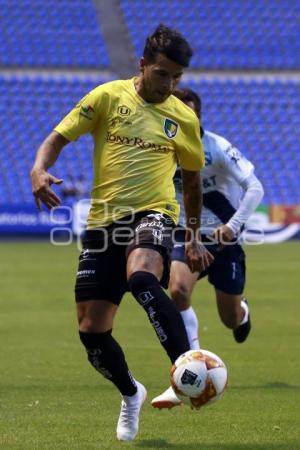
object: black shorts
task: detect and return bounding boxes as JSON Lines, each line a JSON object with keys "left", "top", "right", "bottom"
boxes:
{"left": 75, "top": 211, "right": 175, "bottom": 304}
{"left": 171, "top": 229, "right": 246, "bottom": 295}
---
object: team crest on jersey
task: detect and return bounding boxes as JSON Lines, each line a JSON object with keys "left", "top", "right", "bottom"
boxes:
{"left": 164, "top": 118, "right": 179, "bottom": 139}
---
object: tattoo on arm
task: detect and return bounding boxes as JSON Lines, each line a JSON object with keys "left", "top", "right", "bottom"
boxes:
{"left": 181, "top": 169, "right": 203, "bottom": 237}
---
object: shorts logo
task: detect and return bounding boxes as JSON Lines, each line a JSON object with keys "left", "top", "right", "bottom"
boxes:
{"left": 77, "top": 269, "right": 96, "bottom": 278}
{"left": 138, "top": 291, "right": 154, "bottom": 305}
{"left": 117, "top": 105, "right": 131, "bottom": 116}
{"left": 82, "top": 249, "right": 90, "bottom": 259}
{"left": 164, "top": 118, "right": 179, "bottom": 139}
{"left": 147, "top": 213, "right": 163, "bottom": 221}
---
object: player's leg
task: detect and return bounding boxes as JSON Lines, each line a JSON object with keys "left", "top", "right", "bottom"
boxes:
{"left": 209, "top": 244, "right": 250, "bottom": 343}
{"left": 77, "top": 300, "right": 147, "bottom": 441}
{"left": 127, "top": 247, "right": 190, "bottom": 362}
{"left": 169, "top": 259, "right": 200, "bottom": 349}
{"left": 151, "top": 257, "right": 201, "bottom": 409}
{"left": 75, "top": 231, "right": 146, "bottom": 441}
{"left": 215, "top": 290, "right": 250, "bottom": 342}
{"left": 126, "top": 212, "right": 191, "bottom": 363}
{"left": 77, "top": 300, "right": 138, "bottom": 395}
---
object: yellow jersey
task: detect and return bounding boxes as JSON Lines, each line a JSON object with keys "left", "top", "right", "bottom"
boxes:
{"left": 54, "top": 77, "right": 204, "bottom": 227}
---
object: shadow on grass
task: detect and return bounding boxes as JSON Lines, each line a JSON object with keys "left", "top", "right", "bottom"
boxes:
{"left": 230, "top": 381, "right": 300, "bottom": 390}
{"left": 135, "top": 440, "right": 298, "bottom": 449}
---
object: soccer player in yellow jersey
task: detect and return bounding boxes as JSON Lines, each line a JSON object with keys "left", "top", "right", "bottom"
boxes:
{"left": 31, "top": 24, "right": 213, "bottom": 441}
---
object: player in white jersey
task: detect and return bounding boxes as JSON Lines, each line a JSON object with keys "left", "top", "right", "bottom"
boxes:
{"left": 151, "top": 88, "right": 264, "bottom": 409}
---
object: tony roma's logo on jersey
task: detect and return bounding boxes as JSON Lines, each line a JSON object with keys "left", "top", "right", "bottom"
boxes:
{"left": 106, "top": 132, "right": 173, "bottom": 153}
{"left": 164, "top": 118, "right": 179, "bottom": 139}
{"left": 80, "top": 105, "right": 95, "bottom": 120}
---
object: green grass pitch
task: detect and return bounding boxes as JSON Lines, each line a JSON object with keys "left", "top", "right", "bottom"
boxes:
{"left": 0, "top": 241, "right": 299, "bottom": 449}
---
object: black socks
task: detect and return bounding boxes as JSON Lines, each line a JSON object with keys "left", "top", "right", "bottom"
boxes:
{"left": 79, "top": 330, "right": 137, "bottom": 396}
{"left": 128, "top": 271, "right": 190, "bottom": 363}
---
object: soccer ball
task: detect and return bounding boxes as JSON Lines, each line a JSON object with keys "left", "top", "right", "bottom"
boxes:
{"left": 170, "top": 349, "right": 228, "bottom": 409}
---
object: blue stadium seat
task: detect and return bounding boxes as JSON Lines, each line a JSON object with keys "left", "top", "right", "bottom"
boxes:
{"left": 0, "top": 0, "right": 109, "bottom": 68}
{"left": 120, "top": 0, "right": 300, "bottom": 70}
{"left": 0, "top": 74, "right": 299, "bottom": 206}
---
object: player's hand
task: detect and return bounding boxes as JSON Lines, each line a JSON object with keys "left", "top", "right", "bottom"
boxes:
{"left": 31, "top": 168, "right": 63, "bottom": 210}
{"left": 185, "top": 240, "right": 214, "bottom": 274}
{"left": 212, "top": 225, "right": 235, "bottom": 249}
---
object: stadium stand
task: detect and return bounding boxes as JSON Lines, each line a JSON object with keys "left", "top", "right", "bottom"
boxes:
{"left": 120, "top": 0, "right": 300, "bottom": 69}
{"left": 0, "top": 0, "right": 109, "bottom": 67}
{"left": 0, "top": 0, "right": 299, "bottom": 212}
{"left": 0, "top": 75, "right": 112, "bottom": 203}
{"left": 183, "top": 78, "right": 300, "bottom": 205}
{"left": 1, "top": 74, "right": 299, "bottom": 205}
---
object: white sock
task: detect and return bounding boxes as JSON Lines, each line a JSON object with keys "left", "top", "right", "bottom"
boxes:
{"left": 240, "top": 299, "right": 249, "bottom": 325}
{"left": 180, "top": 307, "right": 200, "bottom": 350}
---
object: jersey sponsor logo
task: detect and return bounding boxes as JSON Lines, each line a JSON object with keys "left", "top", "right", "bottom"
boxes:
{"left": 80, "top": 105, "right": 95, "bottom": 120}
{"left": 109, "top": 116, "right": 132, "bottom": 128}
{"left": 224, "top": 145, "right": 241, "bottom": 163}
{"left": 117, "top": 105, "right": 131, "bottom": 116}
{"left": 106, "top": 132, "right": 173, "bottom": 153}
{"left": 203, "top": 175, "right": 217, "bottom": 189}
{"left": 164, "top": 118, "right": 179, "bottom": 139}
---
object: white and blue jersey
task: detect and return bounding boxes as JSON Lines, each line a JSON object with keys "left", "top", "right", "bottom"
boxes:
{"left": 173, "top": 129, "right": 264, "bottom": 294}
{"left": 176, "top": 129, "right": 254, "bottom": 234}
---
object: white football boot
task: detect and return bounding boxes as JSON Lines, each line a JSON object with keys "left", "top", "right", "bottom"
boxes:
{"left": 151, "top": 386, "right": 182, "bottom": 409}
{"left": 116, "top": 381, "right": 147, "bottom": 441}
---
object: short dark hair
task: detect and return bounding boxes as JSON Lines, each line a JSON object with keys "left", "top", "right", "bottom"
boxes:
{"left": 173, "top": 88, "right": 202, "bottom": 118}
{"left": 143, "top": 24, "right": 193, "bottom": 67}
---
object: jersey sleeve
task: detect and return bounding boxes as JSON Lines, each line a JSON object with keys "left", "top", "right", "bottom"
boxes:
{"left": 220, "top": 144, "right": 254, "bottom": 183}
{"left": 176, "top": 117, "right": 205, "bottom": 171}
{"left": 54, "top": 86, "right": 106, "bottom": 141}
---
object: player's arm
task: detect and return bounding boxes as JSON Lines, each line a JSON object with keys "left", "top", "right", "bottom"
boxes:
{"left": 30, "top": 131, "right": 69, "bottom": 210}
{"left": 214, "top": 173, "right": 264, "bottom": 242}
{"left": 182, "top": 169, "right": 214, "bottom": 273}
{"left": 31, "top": 86, "right": 103, "bottom": 210}
{"left": 213, "top": 145, "right": 264, "bottom": 243}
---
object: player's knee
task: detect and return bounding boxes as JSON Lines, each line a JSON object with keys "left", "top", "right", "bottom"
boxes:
{"left": 128, "top": 270, "right": 158, "bottom": 294}
{"left": 78, "top": 317, "right": 108, "bottom": 333}
{"left": 170, "top": 281, "right": 190, "bottom": 310}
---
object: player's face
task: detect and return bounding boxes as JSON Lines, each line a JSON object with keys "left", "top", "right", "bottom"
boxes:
{"left": 138, "top": 53, "right": 184, "bottom": 103}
